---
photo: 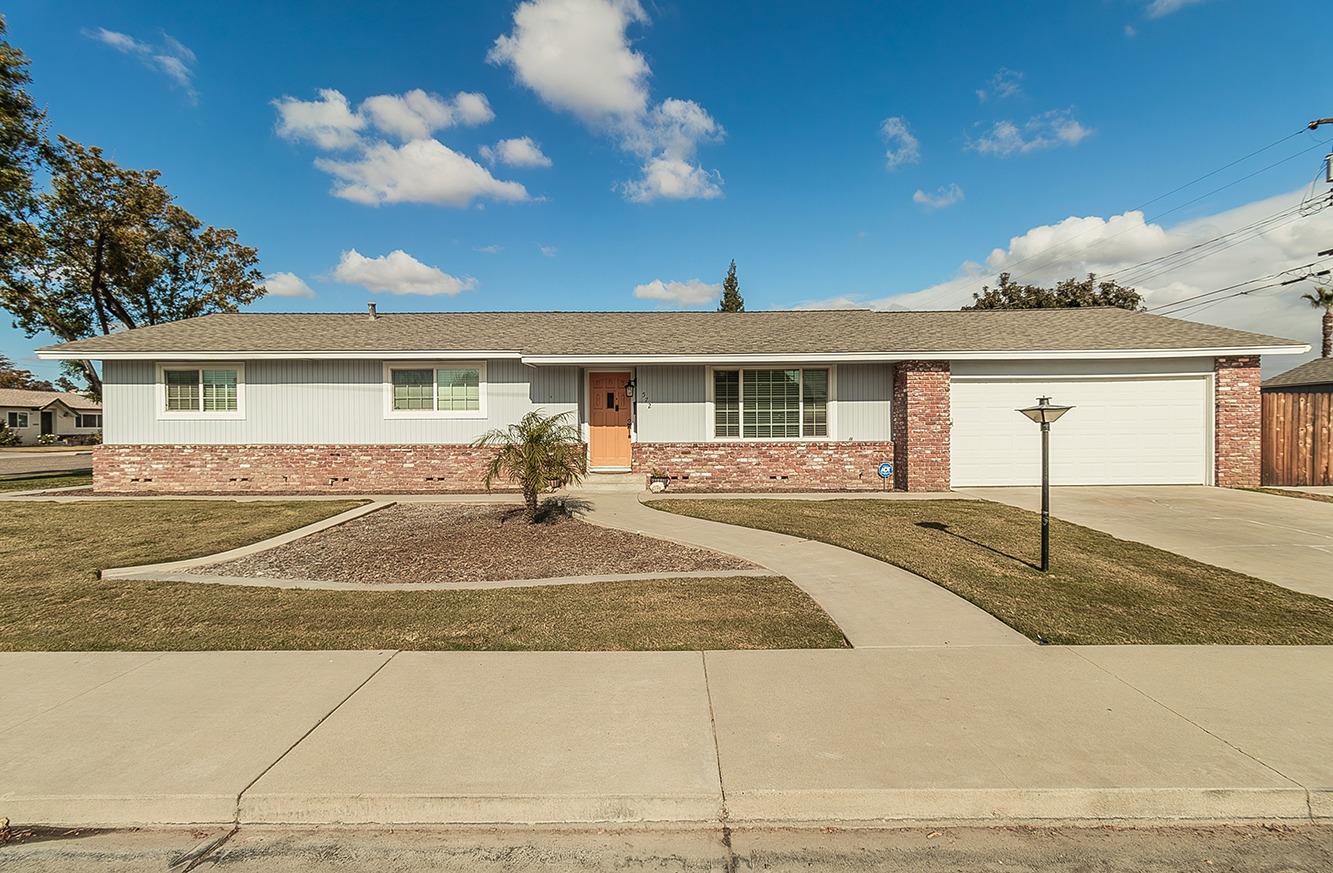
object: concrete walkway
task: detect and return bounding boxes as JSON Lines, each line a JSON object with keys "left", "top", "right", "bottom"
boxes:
{"left": 584, "top": 493, "right": 1027, "bottom": 648}
{"left": 2, "top": 646, "right": 1330, "bottom": 828}
{"left": 962, "top": 486, "right": 1333, "bottom": 600}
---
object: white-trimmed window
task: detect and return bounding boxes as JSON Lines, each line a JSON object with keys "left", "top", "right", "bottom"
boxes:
{"left": 712, "top": 367, "right": 831, "bottom": 439}
{"left": 6, "top": 411, "right": 29, "bottom": 428}
{"left": 384, "top": 362, "right": 486, "bottom": 418}
{"left": 75, "top": 413, "right": 102, "bottom": 428}
{"left": 156, "top": 364, "right": 245, "bottom": 419}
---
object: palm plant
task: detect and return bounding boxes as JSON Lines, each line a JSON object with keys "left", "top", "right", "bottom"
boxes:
{"left": 1302, "top": 284, "right": 1333, "bottom": 358}
{"left": 473, "top": 409, "right": 586, "bottom": 521}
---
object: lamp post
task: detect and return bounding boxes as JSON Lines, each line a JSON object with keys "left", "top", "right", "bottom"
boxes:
{"left": 1017, "top": 397, "right": 1073, "bottom": 572}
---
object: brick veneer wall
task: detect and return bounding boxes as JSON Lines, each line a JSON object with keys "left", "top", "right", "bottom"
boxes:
{"left": 632, "top": 441, "right": 895, "bottom": 492}
{"left": 1214, "top": 355, "right": 1262, "bottom": 488}
{"left": 93, "top": 444, "right": 519, "bottom": 494}
{"left": 890, "top": 360, "right": 951, "bottom": 492}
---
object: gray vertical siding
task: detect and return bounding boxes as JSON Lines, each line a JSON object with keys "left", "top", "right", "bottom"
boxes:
{"left": 103, "top": 359, "right": 892, "bottom": 445}
{"left": 103, "top": 359, "right": 577, "bottom": 445}
{"left": 838, "top": 363, "right": 892, "bottom": 440}
{"left": 636, "top": 365, "right": 708, "bottom": 441}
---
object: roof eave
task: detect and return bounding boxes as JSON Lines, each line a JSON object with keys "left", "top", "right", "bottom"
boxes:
{"left": 36, "top": 344, "right": 1311, "bottom": 362}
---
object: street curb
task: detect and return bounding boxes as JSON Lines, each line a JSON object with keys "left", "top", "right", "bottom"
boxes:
{"left": 117, "top": 568, "right": 776, "bottom": 591}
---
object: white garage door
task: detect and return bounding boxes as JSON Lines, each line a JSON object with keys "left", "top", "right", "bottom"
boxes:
{"left": 950, "top": 376, "right": 1210, "bottom": 486}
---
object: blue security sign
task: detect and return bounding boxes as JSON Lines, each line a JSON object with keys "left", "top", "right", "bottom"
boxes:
{"left": 878, "top": 462, "right": 894, "bottom": 479}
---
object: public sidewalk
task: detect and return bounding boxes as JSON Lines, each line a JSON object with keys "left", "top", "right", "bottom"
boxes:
{"left": 1, "top": 646, "right": 1330, "bottom": 828}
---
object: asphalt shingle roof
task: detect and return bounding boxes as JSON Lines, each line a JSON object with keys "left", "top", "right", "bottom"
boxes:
{"left": 0, "top": 388, "right": 100, "bottom": 410}
{"left": 37, "top": 308, "right": 1302, "bottom": 358}
{"left": 1262, "top": 357, "right": 1333, "bottom": 389}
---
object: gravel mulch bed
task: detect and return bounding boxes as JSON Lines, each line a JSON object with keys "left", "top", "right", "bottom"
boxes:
{"left": 197, "top": 502, "right": 756, "bottom": 585}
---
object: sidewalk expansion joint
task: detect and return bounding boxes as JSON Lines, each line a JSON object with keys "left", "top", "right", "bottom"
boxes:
{"left": 699, "top": 650, "right": 740, "bottom": 873}
{"left": 231, "top": 649, "right": 401, "bottom": 825}
{"left": 1067, "top": 647, "right": 1313, "bottom": 820}
{"left": 0, "top": 652, "right": 166, "bottom": 735}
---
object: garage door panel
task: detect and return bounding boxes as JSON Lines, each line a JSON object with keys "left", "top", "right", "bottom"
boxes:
{"left": 950, "top": 377, "right": 1209, "bottom": 487}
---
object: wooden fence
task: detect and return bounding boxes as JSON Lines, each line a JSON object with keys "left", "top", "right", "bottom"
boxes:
{"left": 1262, "top": 388, "right": 1333, "bottom": 486}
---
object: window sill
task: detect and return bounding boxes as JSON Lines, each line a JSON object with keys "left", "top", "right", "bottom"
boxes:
{"left": 155, "top": 411, "right": 246, "bottom": 421}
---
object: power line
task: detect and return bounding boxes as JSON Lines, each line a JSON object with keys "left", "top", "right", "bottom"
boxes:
{"left": 1147, "top": 257, "right": 1333, "bottom": 316}
{"left": 1002, "top": 135, "right": 1333, "bottom": 287}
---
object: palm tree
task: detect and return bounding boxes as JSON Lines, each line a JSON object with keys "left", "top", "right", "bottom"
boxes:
{"left": 473, "top": 410, "right": 586, "bottom": 521}
{"left": 1302, "top": 284, "right": 1333, "bottom": 358}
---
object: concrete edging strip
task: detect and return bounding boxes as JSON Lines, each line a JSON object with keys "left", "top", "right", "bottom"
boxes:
{"left": 100, "top": 501, "right": 393, "bottom": 580}
{"left": 121, "top": 568, "right": 776, "bottom": 591}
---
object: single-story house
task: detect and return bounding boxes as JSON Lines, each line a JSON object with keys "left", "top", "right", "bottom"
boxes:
{"left": 37, "top": 307, "right": 1306, "bottom": 494}
{"left": 1260, "top": 356, "right": 1333, "bottom": 487}
{"left": 0, "top": 388, "right": 103, "bottom": 446}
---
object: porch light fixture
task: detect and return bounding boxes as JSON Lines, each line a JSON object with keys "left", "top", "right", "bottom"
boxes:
{"left": 624, "top": 378, "right": 636, "bottom": 398}
{"left": 1017, "top": 396, "right": 1073, "bottom": 572}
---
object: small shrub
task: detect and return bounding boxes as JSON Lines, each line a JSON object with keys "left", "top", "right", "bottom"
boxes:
{"left": 35, "top": 433, "right": 60, "bottom": 446}
{"left": 0, "top": 425, "right": 20, "bottom": 447}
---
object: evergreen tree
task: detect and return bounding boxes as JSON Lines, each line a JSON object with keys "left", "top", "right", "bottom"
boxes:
{"left": 718, "top": 259, "right": 744, "bottom": 312}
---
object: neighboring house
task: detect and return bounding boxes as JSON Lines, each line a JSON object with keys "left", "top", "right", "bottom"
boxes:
{"left": 37, "top": 307, "right": 1306, "bottom": 494}
{"left": 1261, "top": 357, "right": 1333, "bottom": 487}
{"left": 0, "top": 388, "right": 103, "bottom": 447}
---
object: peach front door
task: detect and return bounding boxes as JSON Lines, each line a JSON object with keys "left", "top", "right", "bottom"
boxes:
{"left": 588, "top": 371, "right": 632, "bottom": 468}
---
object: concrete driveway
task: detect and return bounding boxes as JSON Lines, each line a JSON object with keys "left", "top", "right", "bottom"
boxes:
{"left": 961, "top": 486, "right": 1333, "bottom": 600}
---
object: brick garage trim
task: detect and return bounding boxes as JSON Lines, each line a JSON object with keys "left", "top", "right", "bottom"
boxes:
{"left": 891, "top": 360, "right": 951, "bottom": 492}
{"left": 1214, "top": 355, "right": 1261, "bottom": 488}
{"left": 93, "top": 444, "right": 519, "bottom": 494}
{"left": 632, "top": 441, "right": 894, "bottom": 492}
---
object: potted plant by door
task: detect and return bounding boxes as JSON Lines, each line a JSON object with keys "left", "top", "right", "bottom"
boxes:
{"left": 648, "top": 469, "right": 670, "bottom": 492}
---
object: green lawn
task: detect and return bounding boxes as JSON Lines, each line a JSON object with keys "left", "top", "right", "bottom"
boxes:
{"left": 0, "top": 471, "right": 92, "bottom": 492}
{"left": 0, "top": 500, "right": 844, "bottom": 651}
{"left": 652, "top": 498, "right": 1333, "bottom": 645}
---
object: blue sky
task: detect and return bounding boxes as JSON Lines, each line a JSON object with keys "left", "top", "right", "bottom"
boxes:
{"left": 4, "top": 0, "right": 1332, "bottom": 379}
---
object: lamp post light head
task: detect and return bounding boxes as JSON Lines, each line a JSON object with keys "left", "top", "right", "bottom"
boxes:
{"left": 1019, "top": 396, "right": 1073, "bottom": 426}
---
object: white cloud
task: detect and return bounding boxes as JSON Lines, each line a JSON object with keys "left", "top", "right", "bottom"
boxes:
{"left": 621, "top": 156, "right": 723, "bottom": 203}
{"left": 275, "top": 89, "right": 494, "bottom": 148}
{"left": 314, "top": 140, "right": 529, "bottom": 207}
{"left": 332, "top": 249, "right": 477, "bottom": 296}
{"left": 1146, "top": 0, "right": 1210, "bottom": 18}
{"left": 85, "top": 28, "right": 197, "bottom": 101}
{"left": 488, "top": 0, "right": 650, "bottom": 123}
{"left": 976, "top": 67, "right": 1024, "bottom": 102}
{"left": 812, "top": 188, "right": 1332, "bottom": 375}
{"left": 968, "top": 109, "right": 1092, "bottom": 157}
{"left": 913, "top": 183, "right": 965, "bottom": 210}
{"left": 451, "top": 92, "right": 496, "bottom": 126}
{"left": 880, "top": 117, "right": 920, "bottom": 171}
{"left": 480, "top": 136, "right": 553, "bottom": 168}
{"left": 273, "top": 88, "right": 523, "bottom": 209}
{"left": 273, "top": 89, "right": 366, "bottom": 150}
{"left": 539, "top": 244, "right": 558, "bottom": 257}
{"left": 489, "top": 0, "right": 723, "bottom": 202}
{"left": 359, "top": 90, "right": 454, "bottom": 141}
{"left": 262, "top": 272, "right": 315, "bottom": 298}
{"left": 633, "top": 278, "right": 720, "bottom": 306}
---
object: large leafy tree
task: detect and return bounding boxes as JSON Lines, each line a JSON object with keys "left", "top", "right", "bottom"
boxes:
{"left": 0, "top": 353, "right": 56, "bottom": 391}
{"left": 963, "top": 272, "right": 1144, "bottom": 311}
{"left": 1, "top": 138, "right": 265, "bottom": 397}
{"left": 717, "top": 259, "right": 744, "bottom": 312}
{"left": 0, "top": 16, "right": 48, "bottom": 277}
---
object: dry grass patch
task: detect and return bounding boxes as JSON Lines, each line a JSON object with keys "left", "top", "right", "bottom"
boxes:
{"left": 1243, "top": 487, "right": 1333, "bottom": 505}
{"left": 0, "top": 499, "right": 843, "bottom": 651}
{"left": 652, "top": 498, "right": 1333, "bottom": 645}
{"left": 0, "top": 471, "right": 92, "bottom": 492}
{"left": 201, "top": 501, "right": 753, "bottom": 584}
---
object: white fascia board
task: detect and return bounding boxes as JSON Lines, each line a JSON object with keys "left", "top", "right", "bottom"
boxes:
{"left": 35, "top": 349, "right": 525, "bottom": 361}
{"left": 520, "top": 345, "right": 1310, "bottom": 365}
